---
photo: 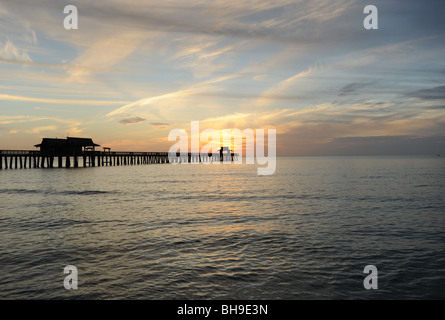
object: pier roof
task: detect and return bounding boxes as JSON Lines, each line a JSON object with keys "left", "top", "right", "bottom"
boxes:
{"left": 66, "top": 137, "right": 100, "bottom": 147}
{"left": 34, "top": 137, "right": 100, "bottom": 148}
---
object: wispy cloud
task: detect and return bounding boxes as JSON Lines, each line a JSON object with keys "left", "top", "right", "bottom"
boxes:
{"left": 253, "top": 65, "right": 318, "bottom": 108}
{"left": 150, "top": 122, "right": 171, "bottom": 127}
{"left": 0, "top": 94, "right": 129, "bottom": 106}
{"left": 405, "top": 86, "right": 445, "bottom": 100}
{"left": 201, "top": 112, "right": 251, "bottom": 123}
{"left": 106, "top": 73, "right": 241, "bottom": 122}
{"left": 26, "top": 125, "right": 58, "bottom": 134}
{"left": 339, "top": 81, "right": 376, "bottom": 96}
{"left": 66, "top": 31, "right": 149, "bottom": 83}
{"left": 0, "top": 39, "right": 32, "bottom": 62}
{"left": 119, "top": 117, "right": 146, "bottom": 125}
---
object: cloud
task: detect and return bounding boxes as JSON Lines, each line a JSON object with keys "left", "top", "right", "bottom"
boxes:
{"left": 257, "top": 66, "right": 319, "bottom": 101}
{"left": 277, "top": 119, "right": 445, "bottom": 156}
{"left": 97, "top": 139, "right": 153, "bottom": 152}
{"left": 201, "top": 112, "right": 251, "bottom": 123}
{"left": 119, "top": 117, "right": 147, "bottom": 125}
{"left": 66, "top": 31, "right": 149, "bottom": 83}
{"left": 106, "top": 73, "right": 241, "bottom": 123}
{"left": 25, "top": 29, "right": 37, "bottom": 45}
{"left": 2, "top": 0, "right": 360, "bottom": 53}
{"left": 0, "top": 116, "right": 84, "bottom": 135}
{"left": 150, "top": 122, "right": 171, "bottom": 127}
{"left": 73, "top": 0, "right": 349, "bottom": 44}
{"left": 0, "top": 39, "right": 32, "bottom": 62}
{"left": 0, "top": 57, "right": 109, "bottom": 73}
{"left": 0, "top": 94, "right": 129, "bottom": 106}
{"left": 198, "top": 91, "right": 306, "bottom": 100}
{"left": 339, "top": 82, "right": 375, "bottom": 96}
{"left": 406, "top": 86, "right": 445, "bottom": 100}
{"left": 323, "top": 135, "right": 445, "bottom": 156}
{"left": 27, "top": 125, "right": 58, "bottom": 134}
{"left": 106, "top": 89, "right": 195, "bottom": 119}
{"left": 426, "top": 106, "right": 445, "bottom": 110}
{"left": 168, "top": 36, "right": 238, "bottom": 78}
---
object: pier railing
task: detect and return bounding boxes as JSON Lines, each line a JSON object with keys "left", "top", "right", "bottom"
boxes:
{"left": 0, "top": 150, "right": 40, "bottom": 155}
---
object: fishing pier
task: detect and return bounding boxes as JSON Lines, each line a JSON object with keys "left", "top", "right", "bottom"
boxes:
{"left": 0, "top": 137, "right": 238, "bottom": 169}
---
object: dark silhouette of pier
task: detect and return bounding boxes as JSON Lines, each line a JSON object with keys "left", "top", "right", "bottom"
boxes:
{"left": 0, "top": 137, "right": 239, "bottom": 169}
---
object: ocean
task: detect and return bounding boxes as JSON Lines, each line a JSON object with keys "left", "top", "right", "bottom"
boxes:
{"left": 0, "top": 156, "right": 444, "bottom": 299}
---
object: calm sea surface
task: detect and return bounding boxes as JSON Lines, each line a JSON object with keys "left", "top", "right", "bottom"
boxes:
{"left": 0, "top": 156, "right": 444, "bottom": 299}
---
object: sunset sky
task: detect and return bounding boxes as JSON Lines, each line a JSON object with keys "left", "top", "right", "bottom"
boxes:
{"left": 1, "top": 0, "right": 444, "bottom": 156}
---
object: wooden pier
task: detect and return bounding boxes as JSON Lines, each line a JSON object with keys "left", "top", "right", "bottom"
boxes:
{"left": 0, "top": 150, "right": 239, "bottom": 169}
{"left": 0, "top": 137, "right": 238, "bottom": 170}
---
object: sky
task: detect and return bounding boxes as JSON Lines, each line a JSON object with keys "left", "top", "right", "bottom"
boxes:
{"left": 0, "top": 0, "right": 444, "bottom": 156}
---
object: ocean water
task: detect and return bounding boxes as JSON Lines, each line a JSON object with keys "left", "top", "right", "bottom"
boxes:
{"left": 0, "top": 156, "right": 444, "bottom": 300}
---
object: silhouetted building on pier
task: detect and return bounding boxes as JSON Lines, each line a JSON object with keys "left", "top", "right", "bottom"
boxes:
{"left": 34, "top": 137, "right": 100, "bottom": 156}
